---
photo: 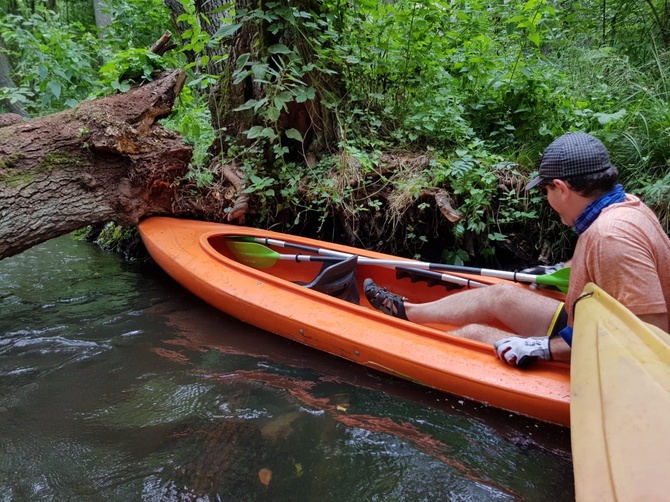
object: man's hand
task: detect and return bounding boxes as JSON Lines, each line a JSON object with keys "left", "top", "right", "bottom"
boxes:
{"left": 494, "top": 336, "right": 551, "bottom": 367}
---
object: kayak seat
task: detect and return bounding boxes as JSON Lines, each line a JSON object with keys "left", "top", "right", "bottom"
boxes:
{"left": 297, "top": 255, "right": 360, "bottom": 304}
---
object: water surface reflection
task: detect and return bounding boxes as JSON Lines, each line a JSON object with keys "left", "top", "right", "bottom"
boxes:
{"left": 0, "top": 236, "right": 573, "bottom": 500}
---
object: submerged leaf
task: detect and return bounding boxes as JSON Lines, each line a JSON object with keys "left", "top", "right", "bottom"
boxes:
{"left": 258, "top": 467, "right": 273, "bottom": 486}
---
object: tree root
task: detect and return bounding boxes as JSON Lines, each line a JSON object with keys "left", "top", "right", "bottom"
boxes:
{"left": 222, "top": 164, "right": 250, "bottom": 223}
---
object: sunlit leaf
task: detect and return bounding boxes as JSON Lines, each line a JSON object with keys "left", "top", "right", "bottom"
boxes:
{"left": 266, "top": 106, "right": 281, "bottom": 121}
{"left": 213, "top": 22, "right": 243, "bottom": 39}
{"left": 236, "top": 53, "right": 250, "bottom": 70}
{"left": 285, "top": 128, "right": 303, "bottom": 142}
{"left": 246, "top": 126, "right": 264, "bottom": 139}
{"left": 488, "top": 232, "right": 507, "bottom": 242}
{"left": 48, "top": 81, "right": 61, "bottom": 99}
{"left": 268, "top": 43, "right": 292, "bottom": 54}
{"left": 233, "top": 99, "right": 259, "bottom": 111}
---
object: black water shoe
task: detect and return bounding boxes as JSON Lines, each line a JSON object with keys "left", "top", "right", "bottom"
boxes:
{"left": 363, "top": 278, "right": 408, "bottom": 320}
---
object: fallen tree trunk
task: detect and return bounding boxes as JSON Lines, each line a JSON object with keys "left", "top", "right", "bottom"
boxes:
{"left": 0, "top": 69, "right": 192, "bottom": 260}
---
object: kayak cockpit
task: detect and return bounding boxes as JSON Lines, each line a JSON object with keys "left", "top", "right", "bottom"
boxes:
{"left": 202, "top": 231, "right": 467, "bottom": 308}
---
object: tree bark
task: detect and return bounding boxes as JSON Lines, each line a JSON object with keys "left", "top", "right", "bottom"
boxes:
{"left": 164, "top": 0, "right": 231, "bottom": 76}
{"left": 92, "top": 0, "right": 113, "bottom": 31}
{"left": 0, "top": 40, "right": 29, "bottom": 118}
{"left": 0, "top": 69, "right": 192, "bottom": 260}
{"left": 162, "top": 0, "right": 341, "bottom": 224}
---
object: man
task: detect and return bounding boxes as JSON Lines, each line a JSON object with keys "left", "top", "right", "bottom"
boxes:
{"left": 364, "top": 132, "right": 670, "bottom": 367}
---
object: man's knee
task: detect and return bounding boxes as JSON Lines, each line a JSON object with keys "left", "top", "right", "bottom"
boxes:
{"left": 489, "top": 282, "right": 527, "bottom": 303}
{"left": 487, "top": 282, "right": 543, "bottom": 318}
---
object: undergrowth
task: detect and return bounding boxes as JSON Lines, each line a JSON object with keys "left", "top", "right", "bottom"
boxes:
{"left": 2, "top": 0, "right": 669, "bottom": 265}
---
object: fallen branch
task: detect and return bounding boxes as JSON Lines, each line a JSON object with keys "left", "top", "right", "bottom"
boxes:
{"left": 0, "top": 69, "right": 192, "bottom": 260}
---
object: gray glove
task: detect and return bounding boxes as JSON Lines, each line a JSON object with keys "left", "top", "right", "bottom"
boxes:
{"left": 521, "top": 262, "right": 566, "bottom": 290}
{"left": 521, "top": 262, "right": 565, "bottom": 275}
{"left": 494, "top": 336, "right": 551, "bottom": 368}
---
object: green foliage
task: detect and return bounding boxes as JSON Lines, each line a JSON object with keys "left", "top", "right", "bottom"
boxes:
{"left": 226, "top": 2, "right": 328, "bottom": 152}
{"left": 317, "top": 0, "right": 562, "bottom": 148}
{"left": 96, "top": 48, "right": 169, "bottom": 94}
{"left": 1, "top": 0, "right": 94, "bottom": 25}
{"left": 182, "top": 0, "right": 668, "bottom": 252}
{"left": 0, "top": 1, "right": 173, "bottom": 114}
{"left": 0, "top": 0, "right": 213, "bottom": 170}
{"left": 426, "top": 143, "right": 537, "bottom": 257}
{"left": 0, "top": 9, "right": 101, "bottom": 114}
{"left": 2, "top": 0, "right": 669, "bottom": 258}
{"left": 104, "top": 0, "right": 170, "bottom": 48}
{"left": 163, "top": 84, "right": 216, "bottom": 169}
{"left": 58, "top": 0, "right": 96, "bottom": 27}
{"left": 176, "top": 0, "right": 213, "bottom": 58}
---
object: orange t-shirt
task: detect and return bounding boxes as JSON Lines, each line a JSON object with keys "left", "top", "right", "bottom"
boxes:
{"left": 565, "top": 195, "right": 670, "bottom": 326}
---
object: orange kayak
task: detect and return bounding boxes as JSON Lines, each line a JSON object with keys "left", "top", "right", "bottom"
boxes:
{"left": 138, "top": 216, "right": 570, "bottom": 426}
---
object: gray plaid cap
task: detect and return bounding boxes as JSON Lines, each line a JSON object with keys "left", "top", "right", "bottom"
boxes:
{"left": 526, "top": 132, "right": 614, "bottom": 190}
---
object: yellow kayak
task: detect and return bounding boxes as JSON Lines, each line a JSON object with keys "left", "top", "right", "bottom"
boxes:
{"left": 571, "top": 283, "right": 670, "bottom": 501}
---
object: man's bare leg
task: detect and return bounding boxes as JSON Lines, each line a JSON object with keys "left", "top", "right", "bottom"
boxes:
{"left": 452, "top": 323, "right": 516, "bottom": 345}
{"left": 404, "top": 283, "right": 561, "bottom": 342}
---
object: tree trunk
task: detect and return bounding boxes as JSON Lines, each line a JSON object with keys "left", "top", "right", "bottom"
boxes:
{"left": 0, "top": 69, "right": 192, "bottom": 260}
{"left": 0, "top": 40, "right": 29, "bottom": 118}
{"left": 163, "top": 0, "right": 341, "bottom": 224}
{"left": 164, "top": 0, "right": 232, "bottom": 76}
{"left": 203, "top": 0, "right": 338, "bottom": 149}
{"left": 92, "top": 0, "right": 112, "bottom": 31}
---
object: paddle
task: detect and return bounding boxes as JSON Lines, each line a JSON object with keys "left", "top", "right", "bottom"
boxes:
{"left": 226, "top": 241, "right": 488, "bottom": 289}
{"left": 230, "top": 236, "right": 570, "bottom": 292}
{"left": 227, "top": 242, "right": 342, "bottom": 269}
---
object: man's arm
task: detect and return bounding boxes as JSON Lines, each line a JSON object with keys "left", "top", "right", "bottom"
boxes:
{"left": 549, "top": 336, "right": 571, "bottom": 363}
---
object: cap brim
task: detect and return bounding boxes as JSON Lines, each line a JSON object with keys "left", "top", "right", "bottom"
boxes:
{"left": 525, "top": 176, "right": 543, "bottom": 191}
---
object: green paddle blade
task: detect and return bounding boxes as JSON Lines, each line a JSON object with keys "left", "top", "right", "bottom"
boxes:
{"left": 534, "top": 267, "right": 571, "bottom": 293}
{"left": 227, "top": 241, "right": 280, "bottom": 268}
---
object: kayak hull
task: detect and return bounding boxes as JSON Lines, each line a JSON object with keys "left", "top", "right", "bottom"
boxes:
{"left": 138, "top": 217, "right": 571, "bottom": 426}
{"left": 571, "top": 283, "right": 670, "bottom": 501}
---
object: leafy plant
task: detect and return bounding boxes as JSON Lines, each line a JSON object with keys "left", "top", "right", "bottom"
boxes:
{"left": 0, "top": 9, "right": 101, "bottom": 114}
{"left": 104, "top": 0, "right": 171, "bottom": 49}
{"left": 97, "top": 48, "right": 169, "bottom": 93}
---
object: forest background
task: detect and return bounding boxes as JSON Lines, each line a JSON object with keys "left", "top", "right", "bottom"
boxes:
{"left": 2, "top": 0, "right": 669, "bottom": 268}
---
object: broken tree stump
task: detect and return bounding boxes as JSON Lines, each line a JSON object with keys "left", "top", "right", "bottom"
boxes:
{"left": 0, "top": 69, "right": 192, "bottom": 260}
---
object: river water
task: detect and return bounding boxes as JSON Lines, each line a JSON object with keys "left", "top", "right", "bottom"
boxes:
{"left": 0, "top": 235, "right": 574, "bottom": 501}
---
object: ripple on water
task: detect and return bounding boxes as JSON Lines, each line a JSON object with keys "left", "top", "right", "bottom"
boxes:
{"left": 0, "top": 328, "right": 112, "bottom": 383}
{"left": 0, "top": 236, "right": 575, "bottom": 501}
{"left": 86, "top": 380, "right": 219, "bottom": 429}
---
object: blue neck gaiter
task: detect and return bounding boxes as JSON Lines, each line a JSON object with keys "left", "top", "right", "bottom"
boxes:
{"left": 573, "top": 184, "right": 626, "bottom": 235}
